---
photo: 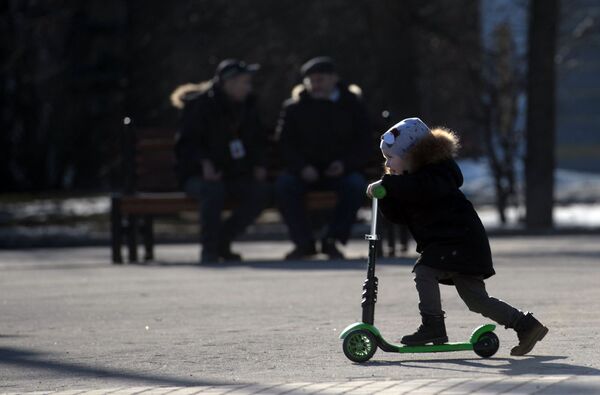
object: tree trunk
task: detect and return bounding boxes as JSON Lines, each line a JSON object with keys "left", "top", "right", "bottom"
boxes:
{"left": 525, "top": 0, "right": 559, "bottom": 229}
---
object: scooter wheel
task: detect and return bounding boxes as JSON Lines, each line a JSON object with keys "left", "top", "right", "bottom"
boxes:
{"left": 473, "top": 331, "right": 499, "bottom": 358}
{"left": 343, "top": 329, "right": 377, "bottom": 363}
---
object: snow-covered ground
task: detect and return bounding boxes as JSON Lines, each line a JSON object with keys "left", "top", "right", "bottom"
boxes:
{"left": 459, "top": 159, "right": 600, "bottom": 205}
{"left": 0, "top": 196, "right": 110, "bottom": 222}
{"left": 459, "top": 159, "right": 600, "bottom": 228}
{"left": 475, "top": 204, "right": 600, "bottom": 228}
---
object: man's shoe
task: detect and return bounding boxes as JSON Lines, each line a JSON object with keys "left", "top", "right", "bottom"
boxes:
{"left": 200, "top": 252, "right": 220, "bottom": 264}
{"left": 284, "top": 244, "right": 317, "bottom": 260}
{"left": 510, "top": 312, "right": 548, "bottom": 356}
{"left": 321, "top": 237, "right": 345, "bottom": 260}
{"left": 219, "top": 250, "right": 242, "bottom": 261}
{"left": 401, "top": 313, "right": 449, "bottom": 346}
{"left": 218, "top": 241, "right": 242, "bottom": 262}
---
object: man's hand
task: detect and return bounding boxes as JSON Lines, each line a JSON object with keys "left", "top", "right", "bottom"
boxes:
{"left": 301, "top": 165, "right": 319, "bottom": 183}
{"left": 366, "top": 180, "right": 383, "bottom": 198}
{"left": 325, "top": 160, "right": 344, "bottom": 178}
{"left": 202, "top": 160, "right": 222, "bottom": 181}
{"left": 254, "top": 166, "right": 267, "bottom": 181}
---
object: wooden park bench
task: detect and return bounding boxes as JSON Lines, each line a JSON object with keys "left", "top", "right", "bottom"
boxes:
{"left": 110, "top": 119, "right": 409, "bottom": 264}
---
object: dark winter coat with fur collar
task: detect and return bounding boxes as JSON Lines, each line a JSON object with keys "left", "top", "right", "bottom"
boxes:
{"left": 379, "top": 128, "right": 495, "bottom": 283}
{"left": 172, "top": 80, "right": 267, "bottom": 183}
{"left": 276, "top": 83, "right": 371, "bottom": 176}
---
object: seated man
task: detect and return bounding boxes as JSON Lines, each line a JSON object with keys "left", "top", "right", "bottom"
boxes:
{"left": 276, "top": 57, "right": 370, "bottom": 260}
{"left": 172, "top": 59, "right": 271, "bottom": 264}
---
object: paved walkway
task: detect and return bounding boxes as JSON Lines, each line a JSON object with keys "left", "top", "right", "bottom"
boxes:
{"left": 4, "top": 376, "right": 600, "bottom": 394}
{"left": 1, "top": 236, "right": 599, "bottom": 394}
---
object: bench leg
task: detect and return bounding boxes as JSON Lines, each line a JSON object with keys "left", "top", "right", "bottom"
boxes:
{"left": 143, "top": 215, "right": 154, "bottom": 261}
{"left": 111, "top": 197, "right": 123, "bottom": 264}
{"left": 127, "top": 215, "right": 139, "bottom": 262}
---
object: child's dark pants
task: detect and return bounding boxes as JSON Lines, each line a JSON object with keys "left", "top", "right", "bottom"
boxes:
{"left": 414, "top": 264, "right": 523, "bottom": 328}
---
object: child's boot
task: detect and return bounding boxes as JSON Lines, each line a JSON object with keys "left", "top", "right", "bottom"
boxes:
{"left": 510, "top": 312, "right": 548, "bottom": 356}
{"left": 401, "top": 313, "right": 448, "bottom": 346}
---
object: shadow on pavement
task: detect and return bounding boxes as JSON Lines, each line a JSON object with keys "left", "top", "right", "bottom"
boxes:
{"left": 0, "top": 346, "right": 236, "bottom": 387}
{"left": 366, "top": 355, "right": 600, "bottom": 376}
{"left": 134, "top": 256, "right": 415, "bottom": 271}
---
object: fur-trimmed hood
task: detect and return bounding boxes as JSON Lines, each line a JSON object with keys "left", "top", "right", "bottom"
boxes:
{"left": 170, "top": 80, "right": 214, "bottom": 109}
{"left": 289, "top": 82, "right": 362, "bottom": 102}
{"left": 403, "top": 127, "right": 460, "bottom": 172}
{"left": 170, "top": 79, "right": 258, "bottom": 109}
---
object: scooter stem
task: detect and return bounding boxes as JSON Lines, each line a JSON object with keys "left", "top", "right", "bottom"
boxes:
{"left": 370, "top": 198, "right": 378, "bottom": 237}
{"left": 362, "top": 195, "right": 380, "bottom": 325}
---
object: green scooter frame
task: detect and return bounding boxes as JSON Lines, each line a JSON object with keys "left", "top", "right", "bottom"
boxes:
{"left": 339, "top": 186, "right": 500, "bottom": 363}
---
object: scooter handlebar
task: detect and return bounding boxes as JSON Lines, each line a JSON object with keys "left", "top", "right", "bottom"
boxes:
{"left": 371, "top": 185, "right": 387, "bottom": 200}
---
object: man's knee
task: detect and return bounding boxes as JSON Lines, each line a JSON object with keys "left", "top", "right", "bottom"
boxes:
{"left": 185, "top": 177, "right": 225, "bottom": 202}
{"left": 275, "top": 173, "right": 304, "bottom": 197}
{"left": 248, "top": 180, "right": 272, "bottom": 205}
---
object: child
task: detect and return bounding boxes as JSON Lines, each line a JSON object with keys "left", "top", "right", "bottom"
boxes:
{"left": 366, "top": 117, "right": 548, "bottom": 356}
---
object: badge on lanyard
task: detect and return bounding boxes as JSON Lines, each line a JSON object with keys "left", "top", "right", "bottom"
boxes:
{"left": 229, "top": 139, "right": 246, "bottom": 159}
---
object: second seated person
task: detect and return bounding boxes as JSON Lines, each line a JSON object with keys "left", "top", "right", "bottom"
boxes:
{"left": 276, "top": 57, "right": 371, "bottom": 260}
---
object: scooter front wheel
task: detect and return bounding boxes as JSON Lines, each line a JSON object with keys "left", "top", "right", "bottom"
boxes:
{"left": 473, "top": 331, "right": 500, "bottom": 358}
{"left": 343, "top": 329, "right": 377, "bottom": 363}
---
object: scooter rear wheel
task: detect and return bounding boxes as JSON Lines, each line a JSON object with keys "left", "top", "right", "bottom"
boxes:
{"left": 473, "top": 331, "right": 500, "bottom": 358}
{"left": 343, "top": 329, "right": 377, "bottom": 363}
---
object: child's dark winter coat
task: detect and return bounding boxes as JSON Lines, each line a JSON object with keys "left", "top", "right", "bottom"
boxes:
{"left": 378, "top": 128, "right": 495, "bottom": 284}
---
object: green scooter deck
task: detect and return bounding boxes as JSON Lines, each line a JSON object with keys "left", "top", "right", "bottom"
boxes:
{"left": 340, "top": 322, "right": 496, "bottom": 353}
{"left": 381, "top": 340, "right": 474, "bottom": 353}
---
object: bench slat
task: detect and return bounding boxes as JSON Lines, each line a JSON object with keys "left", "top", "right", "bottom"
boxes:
{"left": 117, "top": 191, "right": 343, "bottom": 214}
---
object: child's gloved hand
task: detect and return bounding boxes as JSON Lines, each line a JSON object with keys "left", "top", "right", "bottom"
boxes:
{"left": 366, "top": 180, "right": 383, "bottom": 198}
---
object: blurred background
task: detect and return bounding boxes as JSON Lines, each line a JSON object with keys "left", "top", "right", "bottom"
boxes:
{"left": 1, "top": 0, "right": 599, "bottom": 249}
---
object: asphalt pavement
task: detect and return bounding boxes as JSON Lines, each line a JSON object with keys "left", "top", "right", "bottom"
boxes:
{"left": 1, "top": 235, "right": 599, "bottom": 394}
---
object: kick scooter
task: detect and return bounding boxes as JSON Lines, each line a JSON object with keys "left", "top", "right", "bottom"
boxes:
{"left": 340, "top": 185, "right": 500, "bottom": 363}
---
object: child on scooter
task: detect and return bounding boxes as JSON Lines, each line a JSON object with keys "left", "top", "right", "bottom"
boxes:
{"left": 366, "top": 117, "right": 548, "bottom": 356}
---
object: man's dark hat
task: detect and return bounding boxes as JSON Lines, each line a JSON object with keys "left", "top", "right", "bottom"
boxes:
{"left": 215, "top": 59, "right": 260, "bottom": 81}
{"left": 300, "top": 56, "right": 336, "bottom": 77}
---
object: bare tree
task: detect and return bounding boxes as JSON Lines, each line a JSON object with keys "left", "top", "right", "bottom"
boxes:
{"left": 482, "top": 23, "right": 522, "bottom": 224}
